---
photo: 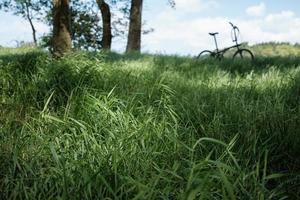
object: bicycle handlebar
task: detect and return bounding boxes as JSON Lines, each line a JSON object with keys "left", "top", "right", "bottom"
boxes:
{"left": 229, "top": 22, "right": 240, "bottom": 43}
{"left": 229, "top": 22, "right": 239, "bottom": 30}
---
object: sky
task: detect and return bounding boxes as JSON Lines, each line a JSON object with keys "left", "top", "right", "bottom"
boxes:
{"left": 0, "top": 0, "right": 300, "bottom": 56}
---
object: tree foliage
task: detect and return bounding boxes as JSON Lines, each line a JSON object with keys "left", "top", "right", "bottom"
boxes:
{"left": 41, "top": 0, "right": 130, "bottom": 51}
{"left": 0, "top": 0, "right": 50, "bottom": 19}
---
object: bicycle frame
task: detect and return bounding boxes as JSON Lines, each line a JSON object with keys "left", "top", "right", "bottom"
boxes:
{"left": 229, "top": 22, "right": 240, "bottom": 46}
{"left": 217, "top": 44, "right": 241, "bottom": 54}
{"left": 198, "top": 22, "right": 254, "bottom": 61}
{"left": 210, "top": 22, "right": 241, "bottom": 55}
{"left": 213, "top": 35, "right": 219, "bottom": 52}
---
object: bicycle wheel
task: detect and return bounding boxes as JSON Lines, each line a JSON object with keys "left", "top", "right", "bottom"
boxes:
{"left": 233, "top": 49, "right": 254, "bottom": 60}
{"left": 197, "top": 50, "right": 214, "bottom": 59}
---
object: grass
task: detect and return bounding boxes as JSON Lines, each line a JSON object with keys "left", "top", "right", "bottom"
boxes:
{"left": 0, "top": 44, "right": 300, "bottom": 199}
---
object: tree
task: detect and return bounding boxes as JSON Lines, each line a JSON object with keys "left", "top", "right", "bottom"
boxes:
{"left": 2, "top": 0, "right": 174, "bottom": 52}
{"left": 41, "top": 0, "right": 128, "bottom": 51}
{"left": 52, "top": 0, "right": 72, "bottom": 57}
{"left": 0, "top": 0, "right": 49, "bottom": 45}
{"left": 125, "top": 0, "right": 175, "bottom": 53}
{"left": 126, "top": 0, "right": 143, "bottom": 53}
{"left": 96, "top": 0, "right": 112, "bottom": 50}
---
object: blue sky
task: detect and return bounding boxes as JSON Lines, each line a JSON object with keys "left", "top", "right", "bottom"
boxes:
{"left": 0, "top": 0, "right": 300, "bottom": 55}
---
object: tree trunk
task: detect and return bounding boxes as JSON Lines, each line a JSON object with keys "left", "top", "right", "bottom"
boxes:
{"left": 126, "top": 0, "right": 143, "bottom": 53}
{"left": 52, "top": 0, "right": 72, "bottom": 58}
{"left": 24, "top": 1, "right": 37, "bottom": 45}
{"left": 96, "top": 0, "right": 112, "bottom": 50}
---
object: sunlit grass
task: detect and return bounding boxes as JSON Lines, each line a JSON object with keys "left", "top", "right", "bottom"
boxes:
{"left": 0, "top": 46, "right": 300, "bottom": 199}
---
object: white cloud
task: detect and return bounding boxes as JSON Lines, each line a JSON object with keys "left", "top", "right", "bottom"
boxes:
{"left": 142, "top": 8, "right": 300, "bottom": 56}
{"left": 175, "top": 0, "right": 219, "bottom": 13}
{"left": 264, "top": 11, "right": 299, "bottom": 33}
{"left": 246, "top": 2, "right": 266, "bottom": 17}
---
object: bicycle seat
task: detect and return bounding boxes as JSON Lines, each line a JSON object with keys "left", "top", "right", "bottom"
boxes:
{"left": 209, "top": 32, "right": 219, "bottom": 36}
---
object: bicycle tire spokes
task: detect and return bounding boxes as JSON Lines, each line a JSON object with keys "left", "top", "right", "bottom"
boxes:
{"left": 197, "top": 50, "right": 213, "bottom": 60}
{"left": 233, "top": 49, "right": 254, "bottom": 61}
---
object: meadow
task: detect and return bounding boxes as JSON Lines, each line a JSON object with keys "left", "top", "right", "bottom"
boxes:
{"left": 0, "top": 43, "right": 300, "bottom": 199}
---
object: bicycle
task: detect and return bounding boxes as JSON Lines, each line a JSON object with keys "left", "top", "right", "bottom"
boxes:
{"left": 197, "top": 22, "right": 254, "bottom": 61}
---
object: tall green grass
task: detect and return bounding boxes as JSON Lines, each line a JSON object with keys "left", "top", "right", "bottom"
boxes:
{"left": 0, "top": 46, "right": 299, "bottom": 199}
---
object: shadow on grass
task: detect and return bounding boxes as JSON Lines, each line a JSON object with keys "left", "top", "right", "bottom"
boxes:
{"left": 150, "top": 55, "right": 300, "bottom": 76}
{"left": 86, "top": 51, "right": 153, "bottom": 64}
{"left": 1, "top": 49, "right": 300, "bottom": 199}
{"left": 0, "top": 50, "right": 48, "bottom": 75}
{"left": 220, "top": 56, "right": 300, "bottom": 74}
{"left": 2, "top": 48, "right": 300, "bottom": 76}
